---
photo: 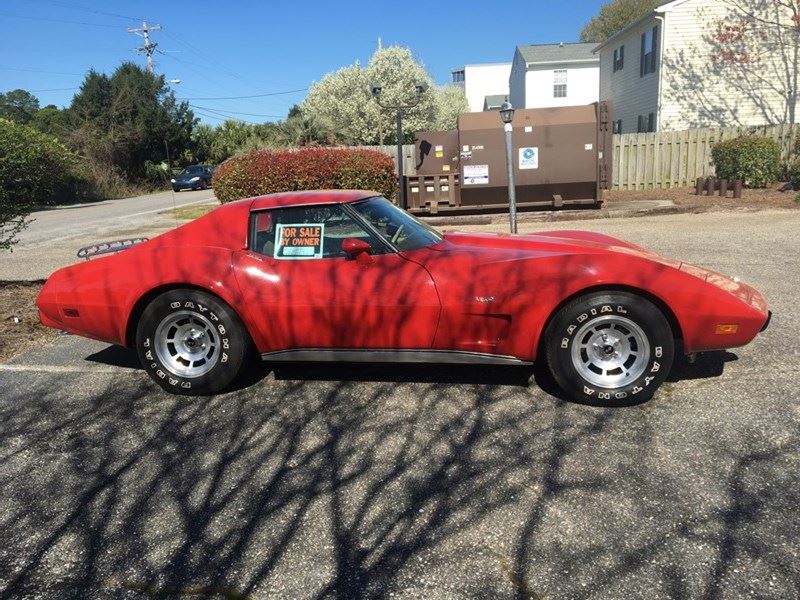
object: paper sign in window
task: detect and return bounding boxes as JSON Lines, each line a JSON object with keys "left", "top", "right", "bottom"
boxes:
{"left": 274, "top": 223, "right": 325, "bottom": 259}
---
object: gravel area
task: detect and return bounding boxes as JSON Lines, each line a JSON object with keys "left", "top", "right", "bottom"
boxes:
{"left": 0, "top": 281, "right": 55, "bottom": 363}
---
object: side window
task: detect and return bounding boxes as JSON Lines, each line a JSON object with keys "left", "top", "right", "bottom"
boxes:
{"left": 250, "top": 205, "right": 385, "bottom": 260}
{"left": 613, "top": 45, "right": 624, "bottom": 72}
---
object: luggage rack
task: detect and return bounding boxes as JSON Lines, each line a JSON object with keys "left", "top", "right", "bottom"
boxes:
{"left": 77, "top": 238, "right": 149, "bottom": 261}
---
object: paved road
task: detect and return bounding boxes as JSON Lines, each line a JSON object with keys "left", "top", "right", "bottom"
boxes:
{"left": 0, "top": 189, "right": 216, "bottom": 280}
{"left": 1, "top": 210, "right": 799, "bottom": 599}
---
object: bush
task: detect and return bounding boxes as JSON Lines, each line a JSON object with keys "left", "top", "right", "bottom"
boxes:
{"left": 711, "top": 135, "right": 781, "bottom": 188}
{"left": 212, "top": 147, "right": 397, "bottom": 203}
{"left": 0, "top": 118, "right": 86, "bottom": 249}
{"left": 786, "top": 160, "right": 800, "bottom": 190}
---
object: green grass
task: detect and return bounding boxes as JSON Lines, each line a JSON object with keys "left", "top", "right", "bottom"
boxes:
{"left": 160, "top": 203, "right": 218, "bottom": 221}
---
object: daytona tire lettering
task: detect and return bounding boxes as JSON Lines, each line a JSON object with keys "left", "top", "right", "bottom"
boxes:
{"left": 136, "top": 289, "right": 249, "bottom": 396}
{"left": 544, "top": 291, "right": 675, "bottom": 406}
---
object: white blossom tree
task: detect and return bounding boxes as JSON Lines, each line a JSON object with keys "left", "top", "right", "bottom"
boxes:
{"left": 302, "top": 46, "right": 462, "bottom": 145}
{"left": 432, "top": 85, "right": 470, "bottom": 131}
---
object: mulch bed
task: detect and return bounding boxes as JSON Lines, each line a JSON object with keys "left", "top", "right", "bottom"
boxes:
{"left": 0, "top": 281, "right": 57, "bottom": 362}
{"left": 607, "top": 183, "right": 800, "bottom": 211}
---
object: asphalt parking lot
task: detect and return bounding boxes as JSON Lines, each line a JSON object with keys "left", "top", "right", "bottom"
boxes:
{"left": 1, "top": 209, "right": 799, "bottom": 599}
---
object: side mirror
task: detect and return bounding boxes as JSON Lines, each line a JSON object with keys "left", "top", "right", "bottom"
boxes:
{"left": 342, "top": 238, "right": 371, "bottom": 257}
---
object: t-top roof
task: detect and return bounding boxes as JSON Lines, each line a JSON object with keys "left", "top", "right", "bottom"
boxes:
{"left": 248, "top": 190, "right": 379, "bottom": 211}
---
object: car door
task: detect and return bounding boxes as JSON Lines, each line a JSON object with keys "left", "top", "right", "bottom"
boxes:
{"left": 232, "top": 203, "right": 441, "bottom": 352}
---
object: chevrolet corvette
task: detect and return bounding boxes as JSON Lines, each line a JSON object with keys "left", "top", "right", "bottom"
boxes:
{"left": 37, "top": 190, "right": 770, "bottom": 404}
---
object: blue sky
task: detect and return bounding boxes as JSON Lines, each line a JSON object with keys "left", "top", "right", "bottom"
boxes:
{"left": 1, "top": 0, "right": 603, "bottom": 125}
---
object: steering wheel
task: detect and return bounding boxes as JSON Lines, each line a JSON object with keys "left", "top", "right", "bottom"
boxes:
{"left": 390, "top": 223, "right": 405, "bottom": 245}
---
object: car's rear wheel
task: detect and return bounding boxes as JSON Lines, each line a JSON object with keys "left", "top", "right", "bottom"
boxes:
{"left": 135, "top": 289, "right": 250, "bottom": 395}
{"left": 544, "top": 291, "right": 674, "bottom": 405}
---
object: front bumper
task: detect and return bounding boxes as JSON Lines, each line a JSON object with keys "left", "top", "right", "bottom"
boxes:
{"left": 760, "top": 310, "right": 772, "bottom": 332}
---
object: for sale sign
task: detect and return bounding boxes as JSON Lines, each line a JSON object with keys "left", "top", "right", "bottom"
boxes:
{"left": 274, "top": 223, "right": 325, "bottom": 259}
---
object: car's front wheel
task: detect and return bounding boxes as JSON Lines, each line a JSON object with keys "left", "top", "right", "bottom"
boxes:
{"left": 544, "top": 291, "right": 674, "bottom": 405}
{"left": 135, "top": 289, "right": 250, "bottom": 395}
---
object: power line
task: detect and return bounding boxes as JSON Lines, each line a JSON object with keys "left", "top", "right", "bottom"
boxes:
{"left": 189, "top": 104, "right": 285, "bottom": 118}
{"left": 27, "top": 87, "right": 80, "bottom": 93}
{"left": 0, "top": 11, "right": 119, "bottom": 27}
{"left": 177, "top": 88, "right": 308, "bottom": 101}
{"left": 191, "top": 108, "right": 261, "bottom": 125}
{"left": 41, "top": 0, "right": 140, "bottom": 21}
{"left": 0, "top": 65, "right": 82, "bottom": 76}
{"left": 161, "top": 29, "right": 256, "bottom": 87}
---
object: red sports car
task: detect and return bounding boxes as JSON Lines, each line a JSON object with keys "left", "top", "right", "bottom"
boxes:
{"left": 37, "top": 190, "right": 770, "bottom": 404}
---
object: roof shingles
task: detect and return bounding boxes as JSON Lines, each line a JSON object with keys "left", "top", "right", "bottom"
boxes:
{"left": 517, "top": 43, "right": 598, "bottom": 65}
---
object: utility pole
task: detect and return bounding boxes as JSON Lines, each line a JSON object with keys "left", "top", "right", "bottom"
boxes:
{"left": 128, "top": 20, "right": 161, "bottom": 74}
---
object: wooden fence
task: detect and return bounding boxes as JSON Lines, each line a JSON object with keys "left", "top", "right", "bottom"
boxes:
{"left": 352, "top": 126, "right": 797, "bottom": 189}
{"left": 612, "top": 124, "right": 798, "bottom": 190}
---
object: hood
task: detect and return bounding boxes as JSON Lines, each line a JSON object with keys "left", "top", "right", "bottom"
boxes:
{"left": 441, "top": 229, "right": 678, "bottom": 265}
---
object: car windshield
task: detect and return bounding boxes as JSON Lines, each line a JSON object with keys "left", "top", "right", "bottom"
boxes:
{"left": 351, "top": 197, "right": 442, "bottom": 252}
{"left": 181, "top": 166, "right": 204, "bottom": 175}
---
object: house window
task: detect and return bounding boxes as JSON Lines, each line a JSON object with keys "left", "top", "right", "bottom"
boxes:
{"left": 553, "top": 69, "right": 567, "bottom": 98}
{"left": 637, "top": 113, "right": 656, "bottom": 133}
{"left": 613, "top": 119, "right": 622, "bottom": 134}
{"left": 640, "top": 25, "right": 659, "bottom": 76}
{"left": 613, "top": 45, "right": 625, "bottom": 72}
{"left": 452, "top": 70, "right": 465, "bottom": 83}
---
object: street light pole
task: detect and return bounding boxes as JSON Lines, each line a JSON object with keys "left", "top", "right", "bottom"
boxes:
{"left": 499, "top": 102, "right": 517, "bottom": 234}
{"left": 370, "top": 82, "right": 427, "bottom": 210}
{"left": 395, "top": 111, "right": 404, "bottom": 208}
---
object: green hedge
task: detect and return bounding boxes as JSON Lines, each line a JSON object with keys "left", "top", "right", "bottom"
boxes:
{"left": 711, "top": 135, "right": 780, "bottom": 188}
{"left": 0, "top": 118, "right": 89, "bottom": 249}
{"left": 212, "top": 147, "right": 397, "bottom": 203}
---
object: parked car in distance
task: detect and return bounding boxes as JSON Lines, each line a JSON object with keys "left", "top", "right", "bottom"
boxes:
{"left": 36, "top": 190, "right": 770, "bottom": 405}
{"left": 171, "top": 164, "right": 214, "bottom": 191}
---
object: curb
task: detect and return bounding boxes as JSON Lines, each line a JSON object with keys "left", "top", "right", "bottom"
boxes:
{"left": 420, "top": 203, "right": 693, "bottom": 227}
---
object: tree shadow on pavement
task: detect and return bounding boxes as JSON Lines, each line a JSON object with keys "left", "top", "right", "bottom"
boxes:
{"left": 0, "top": 362, "right": 797, "bottom": 599}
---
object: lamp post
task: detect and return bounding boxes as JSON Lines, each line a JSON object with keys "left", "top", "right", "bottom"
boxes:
{"left": 370, "top": 82, "right": 427, "bottom": 210}
{"left": 499, "top": 101, "right": 517, "bottom": 233}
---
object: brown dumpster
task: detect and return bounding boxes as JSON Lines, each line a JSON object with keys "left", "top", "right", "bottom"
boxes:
{"left": 407, "top": 101, "right": 612, "bottom": 214}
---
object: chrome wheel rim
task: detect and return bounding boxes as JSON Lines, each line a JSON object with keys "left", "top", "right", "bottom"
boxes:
{"left": 154, "top": 311, "right": 219, "bottom": 378}
{"left": 570, "top": 315, "right": 650, "bottom": 389}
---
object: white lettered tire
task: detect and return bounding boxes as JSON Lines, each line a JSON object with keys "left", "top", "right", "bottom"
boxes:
{"left": 544, "top": 291, "right": 674, "bottom": 405}
{"left": 135, "top": 289, "right": 250, "bottom": 395}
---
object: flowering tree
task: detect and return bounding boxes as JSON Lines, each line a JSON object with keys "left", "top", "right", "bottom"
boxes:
{"left": 302, "top": 46, "right": 465, "bottom": 145}
{"left": 432, "top": 85, "right": 470, "bottom": 131}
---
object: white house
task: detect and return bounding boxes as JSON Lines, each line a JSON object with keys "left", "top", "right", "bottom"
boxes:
{"left": 508, "top": 43, "right": 599, "bottom": 110}
{"left": 451, "top": 63, "right": 512, "bottom": 113}
{"left": 595, "top": 0, "right": 799, "bottom": 133}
